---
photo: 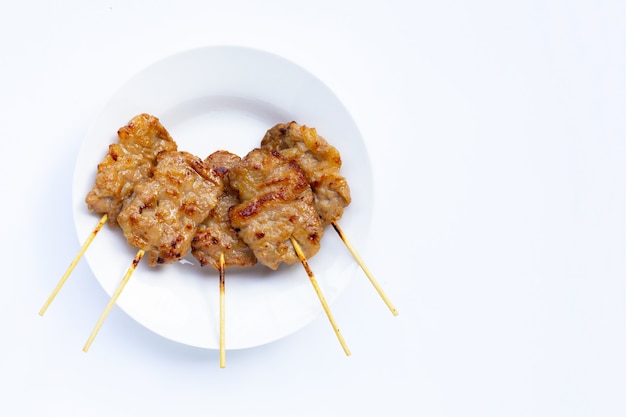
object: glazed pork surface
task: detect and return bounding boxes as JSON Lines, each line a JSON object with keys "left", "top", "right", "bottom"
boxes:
{"left": 228, "top": 148, "right": 323, "bottom": 270}
{"left": 117, "top": 151, "right": 221, "bottom": 266}
{"left": 260, "top": 121, "right": 351, "bottom": 226}
{"left": 85, "top": 113, "right": 177, "bottom": 225}
{"left": 191, "top": 150, "right": 257, "bottom": 270}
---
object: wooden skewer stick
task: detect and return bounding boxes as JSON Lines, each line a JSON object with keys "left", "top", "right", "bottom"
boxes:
{"left": 39, "top": 214, "right": 108, "bottom": 316}
{"left": 219, "top": 252, "right": 226, "bottom": 368}
{"left": 83, "top": 249, "right": 145, "bottom": 352}
{"left": 290, "top": 236, "right": 351, "bottom": 356}
{"left": 332, "top": 221, "right": 398, "bottom": 316}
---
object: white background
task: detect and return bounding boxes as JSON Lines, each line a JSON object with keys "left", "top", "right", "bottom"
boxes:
{"left": 2, "top": 1, "right": 625, "bottom": 416}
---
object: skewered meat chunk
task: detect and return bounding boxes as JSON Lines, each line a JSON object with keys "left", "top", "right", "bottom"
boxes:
{"left": 85, "top": 113, "right": 177, "bottom": 225}
{"left": 228, "top": 149, "right": 324, "bottom": 270}
{"left": 191, "top": 151, "right": 257, "bottom": 270}
{"left": 117, "top": 151, "right": 221, "bottom": 266}
{"left": 260, "top": 122, "right": 351, "bottom": 226}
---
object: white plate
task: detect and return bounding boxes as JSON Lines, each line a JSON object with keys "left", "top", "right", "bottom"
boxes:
{"left": 73, "top": 45, "right": 372, "bottom": 349}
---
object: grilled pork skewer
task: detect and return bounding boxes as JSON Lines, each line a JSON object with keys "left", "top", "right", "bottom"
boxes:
{"left": 40, "top": 114, "right": 177, "bottom": 315}
{"left": 262, "top": 122, "right": 397, "bottom": 316}
{"left": 228, "top": 148, "right": 348, "bottom": 353}
{"left": 191, "top": 150, "right": 257, "bottom": 367}
{"left": 84, "top": 150, "right": 222, "bottom": 351}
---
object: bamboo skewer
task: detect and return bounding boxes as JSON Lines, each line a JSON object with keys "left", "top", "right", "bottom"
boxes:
{"left": 39, "top": 214, "right": 108, "bottom": 316}
{"left": 332, "top": 221, "right": 398, "bottom": 316}
{"left": 290, "top": 236, "right": 351, "bottom": 356}
{"left": 219, "top": 252, "right": 226, "bottom": 368}
{"left": 83, "top": 249, "right": 145, "bottom": 352}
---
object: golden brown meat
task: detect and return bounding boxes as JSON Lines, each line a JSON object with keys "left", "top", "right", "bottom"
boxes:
{"left": 228, "top": 148, "right": 323, "bottom": 270}
{"left": 117, "top": 151, "right": 221, "bottom": 266}
{"left": 191, "top": 151, "right": 257, "bottom": 270}
{"left": 260, "top": 121, "right": 351, "bottom": 227}
{"left": 85, "top": 113, "right": 177, "bottom": 225}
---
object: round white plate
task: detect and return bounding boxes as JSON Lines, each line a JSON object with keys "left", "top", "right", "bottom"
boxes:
{"left": 73, "top": 45, "right": 372, "bottom": 349}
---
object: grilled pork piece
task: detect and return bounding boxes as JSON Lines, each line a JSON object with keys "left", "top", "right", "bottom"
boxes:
{"left": 228, "top": 148, "right": 323, "bottom": 270}
{"left": 260, "top": 122, "right": 351, "bottom": 227}
{"left": 117, "top": 151, "right": 221, "bottom": 266}
{"left": 85, "top": 113, "right": 177, "bottom": 225}
{"left": 191, "top": 151, "right": 257, "bottom": 270}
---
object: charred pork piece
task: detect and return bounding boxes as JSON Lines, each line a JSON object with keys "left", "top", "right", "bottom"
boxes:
{"left": 191, "top": 150, "right": 257, "bottom": 270}
{"left": 261, "top": 122, "right": 351, "bottom": 227}
{"left": 86, "top": 113, "right": 177, "bottom": 225}
{"left": 228, "top": 148, "right": 323, "bottom": 270}
{"left": 117, "top": 151, "right": 221, "bottom": 266}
